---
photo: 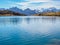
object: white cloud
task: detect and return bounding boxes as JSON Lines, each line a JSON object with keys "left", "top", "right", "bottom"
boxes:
{"left": 14, "top": 0, "right": 60, "bottom": 10}
{"left": 29, "top": 0, "right": 51, "bottom": 2}
{"left": 16, "top": 0, "right": 51, "bottom": 6}
{"left": 37, "top": 2, "right": 60, "bottom": 9}
{"left": 16, "top": 2, "right": 29, "bottom": 6}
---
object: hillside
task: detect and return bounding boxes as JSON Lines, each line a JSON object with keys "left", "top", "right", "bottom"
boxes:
{"left": 0, "top": 10, "right": 26, "bottom": 16}
{"left": 34, "top": 12, "right": 60, "bottom": 16}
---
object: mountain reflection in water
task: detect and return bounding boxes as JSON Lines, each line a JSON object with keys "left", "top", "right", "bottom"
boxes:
{"left": 0, "top": 16, "right": 58, "bottom": 24}
{"left": 0, "top": 16, "right": 60, "bottom": 45}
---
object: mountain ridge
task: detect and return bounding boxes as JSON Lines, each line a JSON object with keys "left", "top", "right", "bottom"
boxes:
{"left": 0, "top": 7, "right": 60, "bottom": 16}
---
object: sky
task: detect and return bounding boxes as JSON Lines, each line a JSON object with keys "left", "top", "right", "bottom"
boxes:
{"left": 0, "top": 0, "right": 60, "bottom": 10}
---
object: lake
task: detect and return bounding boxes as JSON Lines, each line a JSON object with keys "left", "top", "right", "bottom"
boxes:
{"left": 0, "top": 16, "right": 60, "bottom": 45}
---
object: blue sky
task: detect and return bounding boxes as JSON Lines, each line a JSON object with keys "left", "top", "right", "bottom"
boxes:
{"left": 0, "top": 0, "right": 60, "bottom": 9}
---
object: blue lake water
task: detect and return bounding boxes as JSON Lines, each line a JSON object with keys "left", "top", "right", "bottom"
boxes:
{"left": 0, "top": 16, "right": 60, "bottom": 45}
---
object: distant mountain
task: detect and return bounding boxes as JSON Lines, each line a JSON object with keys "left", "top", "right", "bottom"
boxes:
{"left": 34, "top": 7, "right": 60, "bottom": 16}
{"left": 0, "top": 8, "right": 5, "bottom": 10}
{"left": 23, "top": 8, "right": 37, "bottom": 15}
{"left": 9, "top": 7, "right": 23, "bottom": 14}
{"left": 8, "top": 7, "right": 37, "bottom": 16}
{"left": 41, "top": 7, "right": 60, "bottom": 13}
{"left": 58, "top": 9, "right": 60, "bottom": 12}
{"left": 0, "top": 7, "right": 60, "bottom": 16}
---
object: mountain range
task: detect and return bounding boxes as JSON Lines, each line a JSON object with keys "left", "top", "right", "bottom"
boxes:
{"left": 0, "top": 7, "right": 60, "bottom": 16}
{"left": 41, "top": 7, "right": 60, "bottom": 13}
{"left": 8, "top": 7, "right": 38, "bottom": 16}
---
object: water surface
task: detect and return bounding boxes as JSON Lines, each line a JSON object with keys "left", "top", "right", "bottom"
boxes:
{"left": 0, "top": 16, "right": 60, "bottom": 45}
